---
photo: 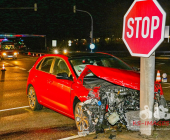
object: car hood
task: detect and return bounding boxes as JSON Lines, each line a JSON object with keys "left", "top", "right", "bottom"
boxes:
{"left": 78, "top": 65, "right": 140, "bottom": 90}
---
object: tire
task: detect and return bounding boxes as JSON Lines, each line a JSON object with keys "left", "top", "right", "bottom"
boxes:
{"left": 27, "top": 86, "right": 43, "bottom": 111}
{"left": 74, "top": 102, "right": 89, "bottom": 132}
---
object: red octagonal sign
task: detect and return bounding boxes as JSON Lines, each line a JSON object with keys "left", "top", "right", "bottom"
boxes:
{"left": 122, "top": 0, "right": 166, "bottom": 57}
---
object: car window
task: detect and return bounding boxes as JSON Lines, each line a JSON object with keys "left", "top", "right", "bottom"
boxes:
{"left": 36, "top": 59, "right": 44, "bottom": 70}
{"left": 52, "top": 58, "right": 70, "bottom": 76}
{"left": 40, "top": 57, "right": 54, "bottom": 73}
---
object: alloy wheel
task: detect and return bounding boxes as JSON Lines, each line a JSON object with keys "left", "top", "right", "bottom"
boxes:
{"left": 28, "top": 87, "right": 36, "bottom": 109}
{"left": 75, "top": 103, "right": 89, "bottom": 132}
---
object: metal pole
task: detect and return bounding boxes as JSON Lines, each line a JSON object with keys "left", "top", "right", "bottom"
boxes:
{"left": 140, "top": 52, "right": 155, "bottom": 136}
{"left": 0, "top": 3, "right": 37, "bottom": 11}
{"left": 45, "top": 36, "right": 47, "bottom": 50}
{"left": 76, "top": 9, "right": 93, "bottom": 44}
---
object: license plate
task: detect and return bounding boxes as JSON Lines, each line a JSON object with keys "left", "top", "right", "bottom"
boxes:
{"left": 8, "top": 56, "right": 13, "bottom": 57}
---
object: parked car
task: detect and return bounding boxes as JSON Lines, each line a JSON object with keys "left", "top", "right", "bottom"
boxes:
{"left": 26, "top": 52, "right": 166, "bottom": 133}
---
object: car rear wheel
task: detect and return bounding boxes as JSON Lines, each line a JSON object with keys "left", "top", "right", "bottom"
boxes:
{"left": 74, "top": 102, "right": 89, "bottom": 132}
{"left": 28, "top": 86, "right": 43, "bottom": 111}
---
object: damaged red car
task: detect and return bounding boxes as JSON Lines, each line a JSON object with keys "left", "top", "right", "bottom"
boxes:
{"left": 26, "top": 52, "right": 167, "bottom": 133}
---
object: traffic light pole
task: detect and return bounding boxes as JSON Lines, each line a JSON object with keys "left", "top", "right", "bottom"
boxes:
{"left": 0, "top": 3, "right": 37, "bottom": 11}
{"left": 73, "top": 6, "right": 93, "bottom": 45}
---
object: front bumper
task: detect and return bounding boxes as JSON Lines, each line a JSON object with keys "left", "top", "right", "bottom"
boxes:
{"left": 2, "top": 55, "right": 17, "bottom": 58}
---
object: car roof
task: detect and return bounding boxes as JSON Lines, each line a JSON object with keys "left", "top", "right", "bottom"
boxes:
{"left": 42, "top": 52, "right": 113, "bottom": 60}
{"left": 64, "top": 52, "right": 112, "bottom": 59}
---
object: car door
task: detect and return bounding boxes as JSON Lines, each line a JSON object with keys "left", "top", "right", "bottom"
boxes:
{"left": 46, "top": 58, "right": 73, "bottom": 114}
{"left": 34, "top": 57, "right": 55, "bottom": 104}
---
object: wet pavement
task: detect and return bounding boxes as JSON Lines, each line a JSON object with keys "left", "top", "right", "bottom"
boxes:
{"left": 0, "top": 54, "right": 170, "bottom": 139}
{"left": 0, "top": 107, "right": 77, "bottom": 140}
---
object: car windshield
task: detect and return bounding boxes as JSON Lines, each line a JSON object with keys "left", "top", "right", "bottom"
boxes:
{"left": 69, "top": 56, "right": 132, "bottom": 77}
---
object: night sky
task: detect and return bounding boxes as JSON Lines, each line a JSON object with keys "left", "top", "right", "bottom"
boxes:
{"left": 0, "top": 0, "right": 169, "bottom": 39}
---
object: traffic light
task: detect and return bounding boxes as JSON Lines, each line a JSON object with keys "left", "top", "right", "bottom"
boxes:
{"left": 73, "top": 5, "right": 76, "bottom": 13}
{"left": 34, "top": 3, "right": 37, "bottom": 11}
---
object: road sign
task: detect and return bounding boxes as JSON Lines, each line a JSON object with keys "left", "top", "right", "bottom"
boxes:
{"left": 52, "top": 40, "right": 57, "bottom": 47}
{"left": 122, "top": 0, "right": 166, "bottom": 57}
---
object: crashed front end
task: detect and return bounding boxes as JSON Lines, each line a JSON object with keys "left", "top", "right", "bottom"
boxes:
{"left": 77, "top": 65, "right": 168, "bottom": 134}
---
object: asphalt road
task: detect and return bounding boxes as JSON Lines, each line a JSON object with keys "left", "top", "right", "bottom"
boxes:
{"left": 0, "top": 54, "right": 170, "bottom": 140}
{"left": 0, "top": 54, "right": 77, "bottom": 140}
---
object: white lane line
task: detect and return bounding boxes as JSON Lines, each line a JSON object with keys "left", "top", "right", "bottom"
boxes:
{"left": 162, "top": 86, "right": 170, "bottom": 89}
{"left": 4, "top": 62, "right": 14, "bottom": 66}
{"left": 0, "top": 106, "right": 29, "bottom": 112}
{"left": 9, "top": 64, "right": 14, "bottom": 66}
{"left": 163, "top": 83, "right": 170, "bottom": 84}
{"left": 156, "top": 63, "right": 165, "bottom": 65}
{"left": 15, "top": 66, "right": 26, "bottom": 71}
{"left": 3, "top": 62, "right": 26, "bottom": 71}
{"left": 58, "top": 132, "right": 95, "bottom": 140}
{"left": 58, "top": 135, "right": 84, "bottom": 140}
{"left": 18, "top": 67, "right": 26, "bottom": 70}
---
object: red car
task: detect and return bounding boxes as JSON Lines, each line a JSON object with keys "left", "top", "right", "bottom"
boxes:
{"left": 26, "top": 52, "right": 165, "bottom": 133}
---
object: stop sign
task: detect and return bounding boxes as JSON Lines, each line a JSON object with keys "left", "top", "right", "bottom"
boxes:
{"left": 122, "top": 0, "right": 166, "bottom": 57}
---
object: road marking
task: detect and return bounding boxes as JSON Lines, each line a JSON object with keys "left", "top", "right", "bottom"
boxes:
{"left": 0, "top": 106, "right": 29, "bottom": 112}
{"left": 162, "top": 86, "right": 170, "bottom": 89}
{"left": 58, "top": 132, "right": 95, "bottom": 140}
{"left": 3, "top": 62, "right": 27, "bottom": 71}
{"left": 15, "top": 66, "right": 26, "bottom": 70}
{"left": 156, "top": 63, "right": 165, "bottom": 65}
{"left": 4, "top": 62, "right": 14, "bottom": 66}
{"left": 58, "top": 135, "right": 84, "bottom": 140}
{"left": 18, "top": 67, "right": 26, "bottom": 70}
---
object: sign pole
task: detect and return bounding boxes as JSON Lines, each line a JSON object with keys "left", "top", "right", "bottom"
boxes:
{"left": 140, "top": 52, "right": 155, "bottom": 135}
{"left": 122, "top": 0, "right": 166, "bottom": 136}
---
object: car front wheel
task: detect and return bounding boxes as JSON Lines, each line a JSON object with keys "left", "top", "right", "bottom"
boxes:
{"left": 27, "top": 86, "right": 43, "bottom": 111}
{"left": 74, "top": 102, "right": 89, "bottom": 132}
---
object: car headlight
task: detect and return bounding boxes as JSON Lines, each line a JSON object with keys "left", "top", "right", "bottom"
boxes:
{"left": 14, "top": 52, "right": 17, "bottom": 55}
{"left": 54, "top": 49, "right": 58, "bottom": 54}
{"left": 63, "top": 49, "right": 67, "bottom": 54}
{"left": 2, "top": 52, "right": 6, "bottom": 56}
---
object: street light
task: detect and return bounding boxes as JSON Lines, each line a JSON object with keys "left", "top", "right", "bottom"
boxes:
{"left": 73, "top": 5, "right": 94, "bottom": 51}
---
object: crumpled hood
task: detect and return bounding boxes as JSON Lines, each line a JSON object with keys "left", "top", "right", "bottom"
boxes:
{"left": 78, "top": 65, "right": 140, "bottom": 90}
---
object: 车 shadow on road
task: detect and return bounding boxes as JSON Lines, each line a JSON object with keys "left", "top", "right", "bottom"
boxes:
{"left": 1, "top": 71, "right": 5, "bottom": 82}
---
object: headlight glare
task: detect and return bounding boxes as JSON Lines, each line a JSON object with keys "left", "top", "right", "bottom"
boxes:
{"left": 54, "top": 49, "right": 58, "bottom": 54}
{"left": 3, "top": 52, "right": 6, "bottom": 56}
{"left": 63, "top": 49, "right": 67, "bottom": 54}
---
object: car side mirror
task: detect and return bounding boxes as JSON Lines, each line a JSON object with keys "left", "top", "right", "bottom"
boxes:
{"left": 56, "top": 72, "right": 72, "bottom": 80}
{"left": 132, "top": 67, "right": 140, "bottom": 71}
